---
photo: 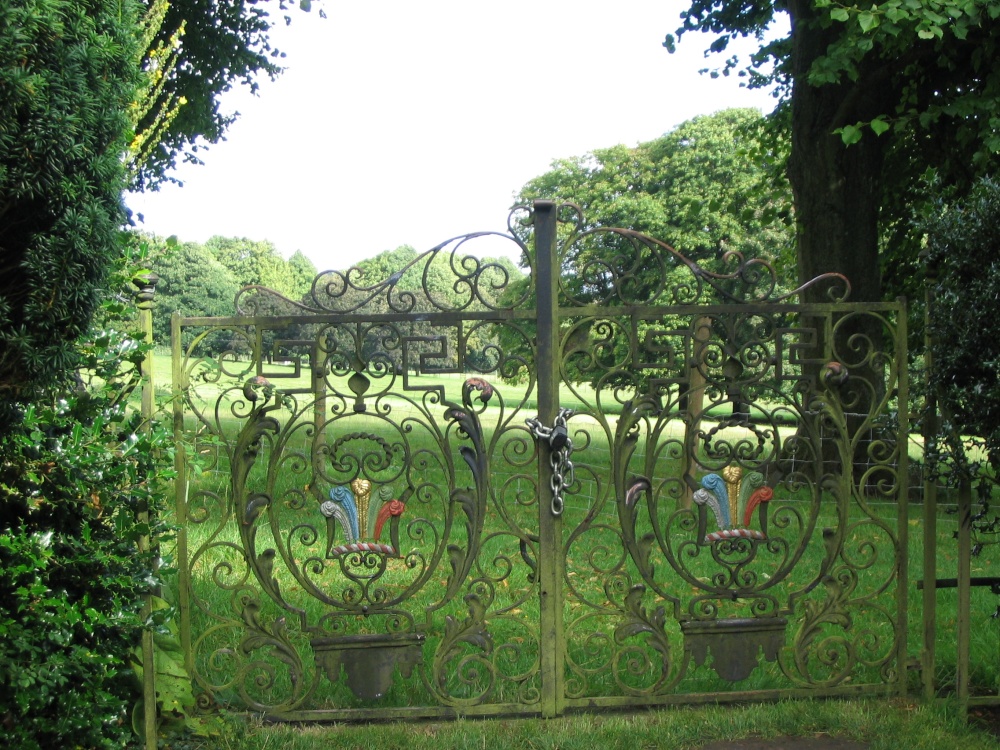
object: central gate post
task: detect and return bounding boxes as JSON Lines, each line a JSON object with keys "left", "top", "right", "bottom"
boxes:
{"left": 534, "top": 200, "right": 566, "bottom": 718}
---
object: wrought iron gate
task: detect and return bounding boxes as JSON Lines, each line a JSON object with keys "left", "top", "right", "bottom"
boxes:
{"left": 171, "top": 201, "right": 908, "bottom": 720}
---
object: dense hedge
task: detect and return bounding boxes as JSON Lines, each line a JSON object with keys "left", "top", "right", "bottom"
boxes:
{"left": 925, "top": 178, "right": 1000, "bottom": 466}
{"left": 0, "top": 0, "right": 138, "bottom": 398}
{"left": 0, "top": 2, "right": 160, "bottom": 742}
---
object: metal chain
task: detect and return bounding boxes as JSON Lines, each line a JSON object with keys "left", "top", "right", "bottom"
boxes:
{"left": 526, "top": 408, "right": 575, "bottom": 517}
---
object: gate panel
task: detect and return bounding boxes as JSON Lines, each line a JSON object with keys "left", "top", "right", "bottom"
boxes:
{"left": 171, "top": 203, "right": 908, "bottom": 720}
{"left": 172, "top": 227, "right": 555, "bottom": 719}
{"left": 550, "top": 222, "right": 908, "bottom": 705}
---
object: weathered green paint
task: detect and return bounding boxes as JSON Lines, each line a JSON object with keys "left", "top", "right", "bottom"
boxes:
{"left": 171, "top": 310, "right": 193, "bottom": 681}
{"left": 135, "top": 275, "right": 158, "bottom": 750}
{"left": 957, "top": 477, "right": 972, "bottom": 716}
{"left": 534, "top": 201, "right": 565, "bottom": 718}
{"left": 896, "top": 300, "right": 909, "bottom": 698}
{"left": 922, "top": 268, "right": 939, "bottom": 703}
{"left": 168, "top": 202, "right": 909, "bottom": 721}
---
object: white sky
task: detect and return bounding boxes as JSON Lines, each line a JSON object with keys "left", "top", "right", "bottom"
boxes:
{"left": 127, "top": 0, "right": 781, "bottom": 271}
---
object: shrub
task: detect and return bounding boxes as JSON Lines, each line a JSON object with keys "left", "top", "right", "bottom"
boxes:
{"left": 0, "top": 245, "right": 173, "bottom": 749}
{"left": 925, "top": 178, "right": 1000, "bottom": 467}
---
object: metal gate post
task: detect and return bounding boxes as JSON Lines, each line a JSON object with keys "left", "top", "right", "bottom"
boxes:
{"left": 957, "top": 476, "right": 972, "bottom": 717}
{"left": 896, "top": 301, "right": 910, "bottom": 697}
{"left": 922, "top": 258, "right": 939, "bottom": 701}
{"left": 171, "top": 311, "right": 193, "bottom": 688}
{"left": 534, "top": 200, "right": 566, "bottom": 718}
{"left": 135, "top": 274, "right": 159, "bottom": 750}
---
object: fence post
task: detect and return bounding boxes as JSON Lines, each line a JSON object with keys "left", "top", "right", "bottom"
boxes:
{"left": 896, "top": 298, "right": 910, "bottom": 698}
{"left": 956, "top": 475, "right": 972, "bottom": 717}
{"left": 534, "top": 200, "right": 565, "bottom": 718}
{"left": 133, "top": 273, "right": 160, "bottom": 750}
{"left": 679, "top": 315, "right": 710, "bottom": 508}
{"left": 921, "top": 251, "right": 939, "bottom": 702}
{"left": 171, "top": 310, "right": 194, "bottom": 694}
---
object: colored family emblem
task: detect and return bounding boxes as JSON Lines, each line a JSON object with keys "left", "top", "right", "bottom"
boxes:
{"left": 320, "top": 478, "right": 406, "bottom": 557}
{"left": 693, "top": 466, "right": 773, "bottom": 544}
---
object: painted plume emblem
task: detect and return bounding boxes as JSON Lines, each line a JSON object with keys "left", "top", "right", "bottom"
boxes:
{"left": 693, "top": 467, "right": 773, "bottom": 543}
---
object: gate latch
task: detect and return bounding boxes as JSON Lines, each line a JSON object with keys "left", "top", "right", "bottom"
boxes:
{"left": 526, "top": 408, "right": 575, "bottom": 517}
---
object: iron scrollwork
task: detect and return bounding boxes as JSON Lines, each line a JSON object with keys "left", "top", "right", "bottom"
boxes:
{"left": 173, "top": 202, "right": 907, "bottom": 718}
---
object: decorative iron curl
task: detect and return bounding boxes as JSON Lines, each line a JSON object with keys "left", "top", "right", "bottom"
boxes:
{"left": 553, "top": 222, "right": 851, "bottom": 306}
{"left": 328, "top": 432, "right": 395, "bottom": 475}
{"left": 236, "top": 231, "right": 532, "bottom": 317}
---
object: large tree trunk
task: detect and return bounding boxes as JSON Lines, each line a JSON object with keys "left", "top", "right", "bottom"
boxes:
{"left": 786, "top": 0, "right": 889, "bottom": 305}
{"left": 785, "top": 1, "right": 894, "bottom": 484}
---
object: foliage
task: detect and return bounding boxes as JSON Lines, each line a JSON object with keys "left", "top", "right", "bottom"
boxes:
{"left": 505, "top": 110, "right": 794, "bottom": 387}
{"left": 149, "top": 237, "right": 242, "bottom": 353}
{"left": 308, "top": 245, "right": 523, "bottom": 373}
{"left": 671, "top": 0, "right": 1000, "bottom": 152}
{"left": 349, "top": 245, "right": 520, "bottom": 308}
{"left": 516, "top": 108, "right": 793, "bottom": 272}
{"left": 288, "top": 249, "right": 318, "bottom": 295}
{"left": 0, "top": 0, "right": 139, "bottom": 401}
{"left": 206, "top": 235, "right": 309, "bottom": 299}
{"left": 127, "top": 0, "right": 188, "bottom": 184}
{"left": 168, "top": 242, "right": 524, "bottom": 374}
{"left": 134, "top": 0, "right": 323, "bottom": 189}
{"left": 148, "top": 234, "right": 318, "bottom": 356}
{"left": 0, "top": 247, "right": 174, "bottom": 749}
{"left": 131, "top": 594, "right": 215, "bottom": 741}
{"left": 666, "top": 0, "right": 1000, "bottom": 304}
{"left": 925, "top": 178, "right": 1000, "bottom": 456}
{"left": 922, "top": 178, "right": 1000, "bottom": 590}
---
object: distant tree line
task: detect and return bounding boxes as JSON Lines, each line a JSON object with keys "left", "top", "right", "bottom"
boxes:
{"left": 155, "top": 238, "right": 523, "bottom": 374}
{"left": 148, "top": 234, "right": 316, "bottom": 354}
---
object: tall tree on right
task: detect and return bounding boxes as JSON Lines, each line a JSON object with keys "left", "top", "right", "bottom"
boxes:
{"left": 667, "top": 0, "right": 1000, "bottom": 304}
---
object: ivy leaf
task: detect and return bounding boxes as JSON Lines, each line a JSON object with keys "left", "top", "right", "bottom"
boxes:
{"left": 858, "top": 11, "right": 879, "bottom": 32}
{"left": 870, "top": 117, "right": 891, "bottom": 136}
{"left": 837, "top": 124, "right": 863, "bottom": 145}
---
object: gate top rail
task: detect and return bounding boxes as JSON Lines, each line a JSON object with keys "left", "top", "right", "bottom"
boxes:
{"left": 230, "top": 202, "right": 851, "bottom": 319}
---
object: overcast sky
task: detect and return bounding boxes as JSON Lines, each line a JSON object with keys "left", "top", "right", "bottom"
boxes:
{"left": 127, "top": 1, "right": 781, "bottom": 271}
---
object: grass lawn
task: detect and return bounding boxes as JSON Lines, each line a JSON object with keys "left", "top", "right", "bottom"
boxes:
{"left": 172, "top": 698, "right": 997, "bottom": 749}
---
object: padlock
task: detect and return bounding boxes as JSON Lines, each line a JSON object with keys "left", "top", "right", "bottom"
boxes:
{"left": 548, "top": 424, "right": 569, "bottom": 451}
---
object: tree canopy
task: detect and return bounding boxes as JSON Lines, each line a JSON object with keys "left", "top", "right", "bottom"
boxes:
{"left": 206, "top": 236, "right": 302, "bottom": 298}
{"left": 133, "top": 0, "right": 323, "bottom": 189}
{"left": 501, "top": 110, "right": 794, "bottom": 388}
{"left": 149, "top": 234, "right": 318, "bottom": 353}
{"left": 667, "top": 0, "right": 1000, "bottom": 303}
{"left": 515, "top": 108, "right": 795, "bottom": 300}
